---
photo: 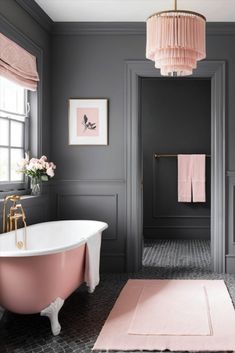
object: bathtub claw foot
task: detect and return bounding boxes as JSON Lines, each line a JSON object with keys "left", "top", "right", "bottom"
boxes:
{"left": 40, "top": 297, "right": 64, "bottom": 336}
{"left": 88, "top": 287, "right": 95, "bottom": 293}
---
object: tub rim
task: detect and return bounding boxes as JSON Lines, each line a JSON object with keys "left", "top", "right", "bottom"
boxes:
{"left": 0, "top": 220, "right": 108, "bottom": 258}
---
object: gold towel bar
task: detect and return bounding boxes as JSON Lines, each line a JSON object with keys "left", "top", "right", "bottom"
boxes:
{"left": 154, "top": 153, "right": 211, "bottom": 159}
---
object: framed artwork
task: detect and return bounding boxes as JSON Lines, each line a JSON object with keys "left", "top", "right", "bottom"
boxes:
{"left": 68, "top": 98, "right": 108, "bottom": 145}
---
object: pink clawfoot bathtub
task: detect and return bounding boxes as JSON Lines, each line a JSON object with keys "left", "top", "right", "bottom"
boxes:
{"left": 0, "top": 220, "right": 108, "bottom": 335}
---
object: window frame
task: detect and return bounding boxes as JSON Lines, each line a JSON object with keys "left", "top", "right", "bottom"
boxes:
{"left": 0, "top": 85, "right": 30, "bottom": 193}
{"left": 0, "top": 22, "right": 42, "bottom": 199}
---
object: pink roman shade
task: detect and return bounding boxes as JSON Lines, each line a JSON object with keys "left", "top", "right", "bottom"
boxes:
{"left": 0, "top": 32, "right": 39, "bottom": 91}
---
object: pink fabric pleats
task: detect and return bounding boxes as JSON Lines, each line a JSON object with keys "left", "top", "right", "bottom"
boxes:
{"left": 0, "top": 32, "right": 39, "bottom": 91}
{"left": 177, "top": 154, "right": 192, "bottom": 202}
{"left": 178, "top": 154, "right": 206, "bottom": 202}
{"left": 146, "top": 11, "right": 206, "bottom": 76}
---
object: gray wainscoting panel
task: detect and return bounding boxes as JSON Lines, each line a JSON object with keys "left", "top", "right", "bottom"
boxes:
{"left": 50, "top": 180, "right": 126, "bottom": 272}
{"left": 57, "top": 193, "right": 118, "bottom": 240}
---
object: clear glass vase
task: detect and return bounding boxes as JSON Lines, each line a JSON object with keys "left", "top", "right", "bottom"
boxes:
{"left": 30, "top": 176, "right": 42, "bottom": 196}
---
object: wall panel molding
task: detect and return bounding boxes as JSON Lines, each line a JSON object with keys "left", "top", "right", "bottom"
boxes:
{"left": 52, "top": 22, "right": 146, "bottom": 35}
{"left": 144, "top": 226, "right": 210, "bottom": 229}
{"left": 233, "top": 185, "right": 235, "bottom": 245}
{"left": 228, "top": 176, "right": 235, "bottom": 250}
{"left": 15, "top": 0, "right": 53, "bottom": 32}
{"left": 125, "top": 60, "right": 226, "bottom": 273}
{"left": 52, "top": 179, "right": 125, "bottom": 184}
{"left": 226, "top": 254, "right": 235, "bottom": 273}
{"left": 56, "top": 193, "right": 118, "bottom": 240}
{"left": 153, "top": 215, "right": 210, "bottom": 219}
{"left": 227, "top": 171, "right": 235, "bottom": 177}
{"left": 52, "top": 22, "right": 235, "bottom": 36}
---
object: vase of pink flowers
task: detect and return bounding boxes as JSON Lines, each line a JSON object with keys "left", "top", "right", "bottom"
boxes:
{"left": 17, "top": 154, "right": 56, "bottom": 196}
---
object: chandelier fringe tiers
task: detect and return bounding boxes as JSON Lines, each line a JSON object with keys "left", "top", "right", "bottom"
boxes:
{"left": 146, "top": 0, "right": 206, "bottom": 76}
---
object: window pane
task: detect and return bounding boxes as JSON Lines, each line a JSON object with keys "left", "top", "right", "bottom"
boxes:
{"left": 0, "top": 76, "right": 26, "bottom": 115}
{"left": 0, "top": 118, "right": 9, "bottom": 146}
{"left": 0, "top": 148, "right": 9, "bottom": 181}
{"left": 11, "top": 148, "right": 24, "bottom": 181}
{"left": 11, "top": 121, "right": 24, "bottom": 147}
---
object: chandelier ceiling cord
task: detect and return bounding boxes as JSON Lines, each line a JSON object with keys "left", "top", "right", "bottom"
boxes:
{"left": 146, "top": 0, "right": 206, "bottom": 76}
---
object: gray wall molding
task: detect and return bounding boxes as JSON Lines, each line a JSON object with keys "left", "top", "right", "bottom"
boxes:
{"left": 227, "top": 171, "right": 235, "bottom": 177}
{"left": 125, "top": 60, "right": 226, "bottom": 273}
{"left": 153, "top": 215, "right": 210, "bottom": 219}
{"left": 226, "top": 254, "right": 235, "bottom": 273}
{"left": 228, "top": 176, "right": 235, "bottom": 250}
{"left": 51, "top": 179, "right": 125, "bottom": 184}
{"left": 56, "top": 193, "right": 119, "bottom": 240}
{"left": 15, "top": 0, "right": 53, "bottom": 33}
{"left": 144, "top": 227, "right": 210, "bottom": 240}
{"left": 52, "top": 22, "right": 235, "bottom": 36}
{"left": 52, "top": 22, "right": 146, "bottom": 35}
{"left": 144, "top": 226, "right": 210, "bottom": 229}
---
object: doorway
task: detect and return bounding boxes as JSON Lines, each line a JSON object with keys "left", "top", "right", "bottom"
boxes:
{"left": 141, "top": 78, "right": 211, "bottom": 268}
{"left": 125, "top": 60, "right": 225, "bottom": 273}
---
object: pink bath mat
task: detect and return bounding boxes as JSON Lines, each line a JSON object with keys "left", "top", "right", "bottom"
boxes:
{"left": 93, "top": 279, "right": 235, "bottom": 351}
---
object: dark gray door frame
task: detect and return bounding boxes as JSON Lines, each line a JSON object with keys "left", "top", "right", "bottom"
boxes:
{"left": 125, "top": 60, "right": 226, "bottom": 273}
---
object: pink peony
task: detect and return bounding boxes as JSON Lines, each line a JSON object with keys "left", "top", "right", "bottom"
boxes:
{"left": 17, "top": 154, "right": 56, "bottom": 179}
{"left": 46, "top": 167, "right": 54, "bottom": 178}
{"left": 40, "top": 155, "right": 47, "bottom": 162}
{"left": 49, "top": 162, "right": 56, "bottom": 170}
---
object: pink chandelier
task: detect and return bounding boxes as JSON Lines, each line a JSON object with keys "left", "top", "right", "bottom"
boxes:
{"left": 146, "top": 0, "right": 206, "bottom": 76}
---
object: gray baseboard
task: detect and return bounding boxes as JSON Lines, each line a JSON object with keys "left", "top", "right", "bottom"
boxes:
{"left": 144, "top": 228, "right": 210, "bottom": 240}
{"left": 100, "top": 253, "right": 125, "bottom": 273}
{"left": 226, "top": 254, "right": 235, "bottom": 273}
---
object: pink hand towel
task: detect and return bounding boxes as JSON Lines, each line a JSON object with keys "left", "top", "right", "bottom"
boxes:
{"left": 178, "top": 155, "right": 192, "bottom": 202}
{"left": 192, "top": 154, "right": 206, "bottom": 202}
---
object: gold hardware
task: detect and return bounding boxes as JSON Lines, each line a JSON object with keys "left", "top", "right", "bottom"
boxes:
{"left": 147, "top": 10, "right": 206, "bottom": 22}
{"left": 154, "top": 153, "right": 211, "bottom": 159}
{"left": 16, "top": 241, "right": 24, "bottom": 249}
{"left": 2, "top": 195, "right": 27, "bottom": 250}
{"left": 174, "top": 0, "right": 177, "bottom": 11}
{"left": 147, "top": 0, "right": 206, "bottom": 21}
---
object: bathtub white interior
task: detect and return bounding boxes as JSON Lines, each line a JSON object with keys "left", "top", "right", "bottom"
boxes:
{"left": 0, "top": 220, "right": 108, "bottom": 257}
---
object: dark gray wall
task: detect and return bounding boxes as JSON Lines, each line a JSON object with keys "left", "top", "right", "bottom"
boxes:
{"left": 0, "top": 0, "right": 52, "bottom": 226}
{"left": 141, "top": 78, "right": 211, "bottom": 240}
{"left": 1, "top": 0, "right": 235, "bottom": 272}
{"left": 50, "top": 33, "right": 135, "bottom": 271}
{"left": 51, "top": 23, "right": 235, "bottom": 272}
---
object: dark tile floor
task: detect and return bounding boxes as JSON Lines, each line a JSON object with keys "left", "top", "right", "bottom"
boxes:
{"left": 1, "top": 240, "right": 235, "bottom": 353}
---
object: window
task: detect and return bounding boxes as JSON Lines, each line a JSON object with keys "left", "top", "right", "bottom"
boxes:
{"left": 0, "top": 76, "right": 29, "bottom": 186}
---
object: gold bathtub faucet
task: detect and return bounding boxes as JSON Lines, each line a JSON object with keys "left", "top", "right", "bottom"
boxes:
{"left": 2, "top": 195, "right": 27, "bottom": 249}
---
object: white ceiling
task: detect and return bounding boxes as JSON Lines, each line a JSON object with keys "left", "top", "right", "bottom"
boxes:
{"left": 35, "top": 0, "right": 235, "bottom": 22}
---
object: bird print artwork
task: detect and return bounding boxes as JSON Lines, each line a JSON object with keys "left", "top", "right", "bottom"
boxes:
{"left": 82, "top": 114, "right": 97, "bottom": 132}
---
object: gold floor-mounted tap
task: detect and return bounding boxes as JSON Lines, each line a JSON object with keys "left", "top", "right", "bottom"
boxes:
{"left": 2, "top": 195, "right": 27, "bottom": 249}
